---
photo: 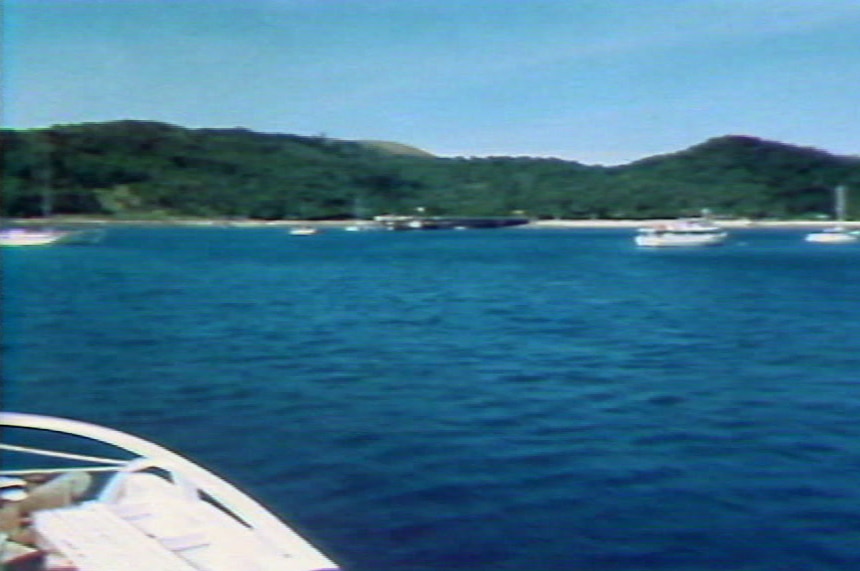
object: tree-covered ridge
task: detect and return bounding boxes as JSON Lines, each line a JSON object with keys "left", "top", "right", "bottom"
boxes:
{"left": 3, "top": 120, "right": 859, "bottom": 220}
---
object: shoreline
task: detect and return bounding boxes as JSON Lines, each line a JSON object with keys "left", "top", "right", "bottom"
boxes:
{"left": 7, "top": 216, "right": 859, "bottom": 230}
{"left": 529, "top": 219, "right": 860, "bottom": 229}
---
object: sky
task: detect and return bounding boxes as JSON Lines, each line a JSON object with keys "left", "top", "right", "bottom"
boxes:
{"left": 3, "top": 0, "right": 859, "bottom": 165}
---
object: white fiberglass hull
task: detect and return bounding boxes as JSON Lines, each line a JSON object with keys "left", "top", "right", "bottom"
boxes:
{"left": 635, "top": 232, "right": 727, "bottom": 247}
{"left": 0, "top": 412, "right": 339, "bottom": 571}
{"left": 805, "top": 230, "right": 858, "bottom": 244}
{"left": 0, "top": 231, "right": 69, "bottom": 247}
{"left": 0, "top": 229, "right": 105, "bottom": 247}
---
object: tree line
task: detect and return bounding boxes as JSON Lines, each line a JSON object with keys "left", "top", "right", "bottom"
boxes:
{"left": 3, "top": 120, "right": 859, "bottom": 220}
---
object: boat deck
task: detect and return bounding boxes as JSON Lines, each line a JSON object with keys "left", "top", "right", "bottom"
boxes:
{"left": 0, "top": 413, "right": 340, "bottom": 571}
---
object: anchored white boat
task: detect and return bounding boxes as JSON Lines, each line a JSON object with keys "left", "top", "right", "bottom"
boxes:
{"left": 289, "top": 226, "right": 320, "bottom": 236}
{"left": 0, "top": 228, "right": 105, "bottom": 247}
{"left": 805, "top": 186, "right": 858, "bottom": 244}
{"left": 0, "top": 412, "right": 340, "bottom": 571}
{"left": 635, "top": 218, "right": 728, "bottom": 247}
{"left": 805, "top": 226, "right": 858, "bottom": 244}
{"left": 0, "top": 229, "right": 72, "bottom": 247}
{"left": 343, "top": 222, "right": 381, "bottom": 232}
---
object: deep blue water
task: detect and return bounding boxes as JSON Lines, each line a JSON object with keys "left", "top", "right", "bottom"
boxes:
{"left": 3, "top": 226, "right": 860, "bottom": 570}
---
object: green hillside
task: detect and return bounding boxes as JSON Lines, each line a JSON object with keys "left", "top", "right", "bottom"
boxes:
{"left": 2, "top": 121, "right": 858, "bottom": 220}
{"left": 355, "top": 140, "right": 437, "bottom": 158}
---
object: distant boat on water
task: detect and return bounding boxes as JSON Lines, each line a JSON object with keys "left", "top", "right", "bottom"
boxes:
{"left": 289, "top": 226, "right": 320, "bottom": 236}
{"left": 805, "top": 186, "right": 858, "bottom": 244}
{"left": 0, "top": 227, "right": 104, "bottom": 247}
{"left": 805, "top": 226, "right": 859, "bottom": 244}
{"left": 635, "top": 217, "right": 728, "bottom": 247}
{"left": 373, "top": 215, "right": 530, "bottom": 231}
{"left": 0, "top": 228, "right": 70, "bottom": 247}
{"left": 1, "top": 139, "right": 106, "bottom": 247}
{"left": 343, "top": 196, "right": 382, "bottom": 231}
{"left": 343, "top": 222, "right": 381, "bottom": 232}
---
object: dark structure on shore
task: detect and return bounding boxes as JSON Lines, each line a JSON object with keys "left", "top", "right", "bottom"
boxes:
{"left": 374, "top": 215, "right": 530, "bottom": 230}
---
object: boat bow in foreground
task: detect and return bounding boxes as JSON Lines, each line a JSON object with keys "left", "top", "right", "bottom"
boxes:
{"left": 0, "top": 412, "right": 340, "bottom": 571}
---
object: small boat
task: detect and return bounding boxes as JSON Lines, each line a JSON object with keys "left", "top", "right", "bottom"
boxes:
{"left": 0, "top": 228, "right": 72, "bottom": 247}
{"left": 343, "top": 197, "right": 380, "bottom": 231}
{"left": 0, "top": 412, "right": 340, "bottom": 571}
{"left": 805, "top": 186, "right": 858, "bottom": 244}
{"left": 805, "top": 226, "right": 858, "bottom": 244}
{"left": 343, "top": 222, "right": 381, "bottom": 232}
{"left": 635, "top": 218, "right": 728, "bottom": 247}
{"left": 289, "top": 226, "right": 320, "bottom": 236}
{"left": 0, "top": 228, "right": 105, "bottom": 247}
{"left": 372, "top": 215, "right": 530, "bottom": 231}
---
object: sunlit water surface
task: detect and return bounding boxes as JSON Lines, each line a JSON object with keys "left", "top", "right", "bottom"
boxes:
{"left": 3, "top": 226, "right": 860, "bottom": 570}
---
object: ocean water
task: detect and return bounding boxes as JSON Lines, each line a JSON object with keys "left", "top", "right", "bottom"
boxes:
{"left": 3, "top": 226, "right": 860, "bottom": 570}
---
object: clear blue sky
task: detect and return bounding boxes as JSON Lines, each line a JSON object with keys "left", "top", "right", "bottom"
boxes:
{"left": 3, "top": 0, "right": 859, "bottom": 165}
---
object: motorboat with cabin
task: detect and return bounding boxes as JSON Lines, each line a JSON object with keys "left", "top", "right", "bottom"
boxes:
{"left": 635, "top": 218, "right": 728, "bottom": 247}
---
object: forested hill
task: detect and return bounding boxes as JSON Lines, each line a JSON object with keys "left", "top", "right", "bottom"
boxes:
{"left": 3, "top": 120, "right": 859, "bottom": 220}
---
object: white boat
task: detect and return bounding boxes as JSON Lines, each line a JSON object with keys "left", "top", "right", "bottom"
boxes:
{"left": 635, "top": 218, "right": 728, "bottom": 247}
{"left": 343, "top": 222, "right": 380, "bottom": 232}
{"left": 289, "top": 226, "right": 320, "bottom": 236}
{"left": 343, "top": 197, "right": 380, "bottom": 231}
{"left": 0, "top": 228, "right": 73, "bottom": 247}
{"left": 805, "top": 186, "right": 858, "bottom": 244}
{"left": 805, "top": 226, "right": 858, "bottom": 244}
{"left": 0, "top": 228, "right": 105, "bottom": 247}
{"left": 0, "top": 412, "right": 340, "bottom": 571}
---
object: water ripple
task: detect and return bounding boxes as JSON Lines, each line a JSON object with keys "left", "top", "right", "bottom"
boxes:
{"left": 4, "top": 227, "right": 860, "bottom": 570}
